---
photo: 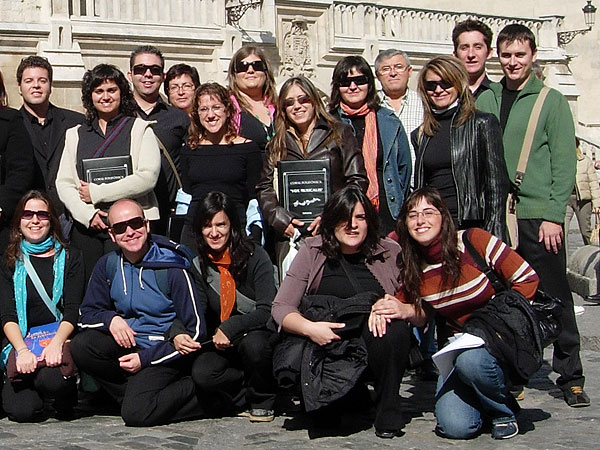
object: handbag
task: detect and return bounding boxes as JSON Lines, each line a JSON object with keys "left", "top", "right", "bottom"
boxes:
{"left": 591, "top": 211, "right": 600, "bottom": 246}
{"left": 507, "top": 86, "right": 551, "bottom": 249}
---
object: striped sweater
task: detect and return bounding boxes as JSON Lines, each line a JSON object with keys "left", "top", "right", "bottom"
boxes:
{"left": 403, "top": 228, "right": 539, "bottom": 332}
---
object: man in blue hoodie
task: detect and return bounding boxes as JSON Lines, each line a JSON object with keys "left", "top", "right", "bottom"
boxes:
{"left": 70, "top": 198, "right": 207, "bottom": 426}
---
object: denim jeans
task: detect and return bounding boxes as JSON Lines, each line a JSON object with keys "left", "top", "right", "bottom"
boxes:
{"left": 434, "top": 347, "right": 516, "bottom": 439}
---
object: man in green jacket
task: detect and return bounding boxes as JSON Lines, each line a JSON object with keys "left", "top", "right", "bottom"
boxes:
{"left": 477, "top": 24, "right": 588, "bottom": 408}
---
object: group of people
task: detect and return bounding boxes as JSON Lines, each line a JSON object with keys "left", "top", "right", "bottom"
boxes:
{"left": 0, "top": 17, "right": 589, "bottom": 442}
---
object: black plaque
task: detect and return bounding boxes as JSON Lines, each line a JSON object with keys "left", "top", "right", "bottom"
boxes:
{"left": 81, "top": 155, "right": 132, "bottom": 184}
{"left": 278, "top": 159, "right": 330, "bottom": 223}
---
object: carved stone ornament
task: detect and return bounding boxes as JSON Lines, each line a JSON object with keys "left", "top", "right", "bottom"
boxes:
{"left": 280, "top": 16, "right": 315, "bottom": 78}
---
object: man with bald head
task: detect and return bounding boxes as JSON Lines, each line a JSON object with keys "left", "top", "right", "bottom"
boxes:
{"left": 71, "top": 199, "right": 207, "bottom": 426}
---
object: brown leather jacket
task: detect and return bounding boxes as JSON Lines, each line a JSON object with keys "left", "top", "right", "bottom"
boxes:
{"left": 256, "top": 118, "right": 368, "bottom": 235}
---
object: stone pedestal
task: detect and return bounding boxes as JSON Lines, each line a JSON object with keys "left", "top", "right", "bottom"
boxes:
{"left": 567, "top": 244, "right": 600, "bottom": 297}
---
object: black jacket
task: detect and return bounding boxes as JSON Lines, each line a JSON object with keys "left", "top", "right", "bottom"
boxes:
{"left": 412, "top": 109, "right": 510, "bottom": 241}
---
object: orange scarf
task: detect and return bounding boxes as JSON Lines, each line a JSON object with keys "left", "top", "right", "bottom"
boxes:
{"left": 340, "top": 102, "right": 379, "bottom": 210}
{"left": 209, "top": 250, "right": 236, "bottom": 322}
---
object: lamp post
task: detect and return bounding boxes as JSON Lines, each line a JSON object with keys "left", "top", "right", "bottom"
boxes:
{"left": 557, "top": 1, "right": 597, "bottom": 46}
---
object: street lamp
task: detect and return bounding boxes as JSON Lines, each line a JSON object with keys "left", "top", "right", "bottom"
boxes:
{"left": 557, "top": 1, "right": 597, "bottom": 46}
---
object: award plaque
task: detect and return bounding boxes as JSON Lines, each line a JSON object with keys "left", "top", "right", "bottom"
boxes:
{"left": 81, "top": 155, "right": 132, "bottom": 184}
{"left": 278, "top": 159, "right": 330, "bottom": 223}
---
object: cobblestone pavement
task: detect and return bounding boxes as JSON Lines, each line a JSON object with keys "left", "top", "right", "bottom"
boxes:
{"left": 0, "top": 228, "right": 597, "bottom": 449}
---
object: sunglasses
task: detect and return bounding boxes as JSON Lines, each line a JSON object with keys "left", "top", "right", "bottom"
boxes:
{"left": 235, "top": 60, "right": 266, "bottom": 74}
{"left": 283, "top": 95, "right": 312, "bottom": 108}
{"left": 22, "top": 210, "right": 50, "bottom": 221}
{"left": 132, "top": 64, "right": 163, "bottom": 76}
{"left": 110, "top": 216, "right": 147, "bottom": 235}
{"left": 424, "top": 80, "right": 453, "bottom": 92}
{"left": 338, "top": 75, "right": 369, "bottom": 88}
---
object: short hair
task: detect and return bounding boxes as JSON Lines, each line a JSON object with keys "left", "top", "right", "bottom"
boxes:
{"left": 164, "top": 63, "right": 200, "bottom": 97}
{"left": 497, "top": 23, "right": 537, "bottom": 54}
{"left": 532, "top": 61, "right": 545, "bottom": 81}
{"left": 129, "top": 45, "right": 164, "bottom": 69}
{"left": 374, "top": 49, "right": 411, "bottom": 73}
{"left": 188, "top": 82, "right": 238, "bottom": 148}
{"left": 0, "top": 70, "right": 7, "bottom": 108}
{"left": 17, "top": 56, "right": 53, "bottom": 84}
{"left": 452, "top": 19, "right": 493, "bottom": 52}
{"left": 108, "top": 198, "right": 144, "bottom": 226}
{"left": 227, "top": 45, "right": 277, "bottom": 110}
{"left": 329, "top": 55, "right": 379, "bottom": 113}
{"left": 81, "top": 64, "right": 137, "bottom": 124}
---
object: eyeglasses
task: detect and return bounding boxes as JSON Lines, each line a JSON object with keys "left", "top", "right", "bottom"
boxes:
{"left": 132, "top": 64, "right": 163, "bottom": 76}
{"left": 110, "top": 216, "right": 147, "bottom": 235}
{"left": 168, "top": 83, "right": 195, "bottom": 93}
{"left": 424, "top": 80, "right": 454, "bottom": 92}
{"left": 378, "top": 64, "right": 409, "bottom": 75}
{"left": 283, "top": 95, "right": 312, "bottom": 108}
{"left": 338, "top": 75, "right": 369, "bottom": 88}
{"left": 198, "top": 104, "right": 225, "bottom": 116}
{"left": 406, "top": 208, "right": 440, "bottom": 221}
{"left": 22, "top": 210, "right": 50, "bottom": 221}
{"left": 235, "top": 60, "right": 266, "bottom": 74}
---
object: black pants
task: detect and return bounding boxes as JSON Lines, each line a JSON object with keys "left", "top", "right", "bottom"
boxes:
{"left": 517, "top": 218, "right": 584, "bottom": 388}
{"left": 2, "top": 366, "right": 77, "bottom": 422}
{"left": 192, "top": 330, "right": 275, "bottom": 412}
{"left": 71, "top": 329, "right": 204, "bottom": 426}
{"left": 70, "top": 222, "right": 117, "bottom": 281}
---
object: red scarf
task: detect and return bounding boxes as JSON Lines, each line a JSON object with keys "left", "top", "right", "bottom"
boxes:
{"left": 209, "top": 249, "right": 236, "bottom": 322}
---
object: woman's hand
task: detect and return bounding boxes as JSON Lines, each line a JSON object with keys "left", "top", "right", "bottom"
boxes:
{"left": 89, "top": 210, "right": 109, "bottom": 231}
{"left": 213, "top": 328, "right": 232, "bottom": 350}
{"left": 283, "top": 219, "right": 304, "bottom": 238}
{"left": 41, "top": 339, "right": 64, "bottom": 367}
{"left": 306, "top": 321, "right": 345, "bottom": 346}
{"left": 369, "top": 294, "right": 424, "bottom": 336}
{"left": 78, "top": 180, "right": 92, "bottom": 203}
{"left": 308, "top": 216, "right": 321, "bottom": 236}
{"left": 16, "top": 349, "right": 38, "bottom": 374}
{"left": 173, "top": 334, "right": 201, "bottom": 355}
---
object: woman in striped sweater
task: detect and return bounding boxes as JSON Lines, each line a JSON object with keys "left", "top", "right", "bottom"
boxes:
{"left": 369, "top": 187, "right": 539, "bottom": 440}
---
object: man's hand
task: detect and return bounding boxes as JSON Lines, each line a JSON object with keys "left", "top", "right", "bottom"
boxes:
{"left": 119, "top": 353, "right": 141, "bottom": 373}
{"left": 109, "top": 316, "right": 137, "bottom": 348}
{"left": 41, "top": 339, "right": 63, "bottom": 367}
{"left": 89, "top": 210, "right": 108, "bottom": 231}
{"left": 538, "top": 220, "right": 563, "bottom": 254}
{"left": 213, "top": 328, "right": 232, "bottom": 350}
{"left": 173, "top": 334, "right": 201, "bottom": 355}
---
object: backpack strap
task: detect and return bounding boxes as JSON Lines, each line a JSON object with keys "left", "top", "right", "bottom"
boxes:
{"left": 105, "top": 251, "right": 170, "bottom": 298}
{"left": 461, "top": 230, "right": 507, "bottom": 293}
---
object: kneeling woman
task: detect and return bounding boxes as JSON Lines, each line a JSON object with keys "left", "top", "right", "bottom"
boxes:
{"left": 271, "top": 185, "right": 411, "bottom": 438}
{"left": 175, "top": 192, "right": 277, "bottom": 421}
{"left": 0, "top": 191, "right": 84, "bottom": 421}
{"left": 382, "top": 187, "right": 539, "bottom": 440}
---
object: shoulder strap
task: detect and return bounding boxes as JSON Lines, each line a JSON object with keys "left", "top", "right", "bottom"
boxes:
{"left": 105, "top": 252, "right": 119, "bottom": 285}
{"left": 513, "top": 86, "right": 551, "bottom": 186}
{"left": 92, "top": 116, "right": 132, "bottom": 159}
{"left": 23, "top": 256, "right": 61, "bottom": 321}
{"left": 155, "top": 269, "right": 170, "bottom": 298}
{"left": 155, "top": 134, "right": 183, "bottom": 190}
{"left": 461, "top": 231, "right": 506, "bottom": 293}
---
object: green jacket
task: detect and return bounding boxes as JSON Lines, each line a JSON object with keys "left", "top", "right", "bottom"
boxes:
{"left": 476, "top": 74, "right": 576, "bottom": 223}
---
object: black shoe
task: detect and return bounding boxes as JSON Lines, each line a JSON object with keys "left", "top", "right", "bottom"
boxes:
{"left": 585, "top": 293, "right": 600, "bottom": 304}
{"left": 375, "top": 428, "right": 401, "bottom": 439}
{"left": 564, "top": 386, "right": 591, "bottom": 407}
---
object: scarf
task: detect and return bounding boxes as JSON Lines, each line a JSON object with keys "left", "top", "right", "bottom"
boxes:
{"left": 340, "top": 102, "right": 379, "bottom": 210}
{"left": 231, "top": 94, "right": 276, "bottom": 138}
{"left": 1, "top": 237, "right": 66, "bottom": 368}
{"left": 209, "top": 249, "right": 236, "bottom": 322}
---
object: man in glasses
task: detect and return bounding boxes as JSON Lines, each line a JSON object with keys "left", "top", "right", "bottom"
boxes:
{"left": 71, "top": 198, "right": 207, "bottom": 426}
{"left": 128, "top": 45, "right": 190, "bottom": 236}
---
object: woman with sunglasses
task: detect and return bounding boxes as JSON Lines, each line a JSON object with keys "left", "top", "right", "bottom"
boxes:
{"left": 329, "top": 55, "right": 412, "bottom": 236}
{"left": 0, "top": 190, "right": 84, "bottom": 421}
{"left": 256, "top": 76, "right": 367, "bottom": 269}
{"left": 56, "top": 64, "right": 161, "bottom": 279}
{"left": 164, "top": 63, "right": 200, "bottom": 117}
{"left": 376, "top": 187, "right": 539, "bottom": 439}
{"left": 414, "top": 55, "right": 509, "bottom": 240}
{"left": 179, "top": 83, "right": 262, "bottom": 249}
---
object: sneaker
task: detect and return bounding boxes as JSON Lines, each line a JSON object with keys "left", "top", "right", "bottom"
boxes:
{"left": 574, "top": 305, "right": 585, "bottom": 316}
{"left": 239, "top": 408, "right": 274, "bottom": 422}
{"left": 491, "top": 419, "right": 519, "bottom": 439}
{"left": 564, "top": 386, "right": 591, "bottom": 407}
{"left": 585, "top": 293, "right": 600, "bottom": 304}
{"left": 374, "top": 428, "right": 402, "bottom": 439}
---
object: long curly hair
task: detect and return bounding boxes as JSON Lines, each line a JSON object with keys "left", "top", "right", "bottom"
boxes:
{"left": 187, "top": 83, "right": 238, "bottom": 148}
{"left": 396, "top": 187, "right": 461, "bottom": 308}
{"left": 81, "top": 64, "right": 137, "bottom": 124}
{"left": 227, "top": 45, "right": 277, "bottom": 110}
{"left": 5, "top": 190, "right": 66, "bottom": 269}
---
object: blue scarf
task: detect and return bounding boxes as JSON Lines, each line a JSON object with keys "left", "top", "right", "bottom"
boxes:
{"left": 1, "top": 237, "right": 66, "bottom": 368}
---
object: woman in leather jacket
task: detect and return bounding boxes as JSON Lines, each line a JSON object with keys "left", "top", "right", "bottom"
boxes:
{"left": 412, "top": 56, "right": 509, "bottom": 241}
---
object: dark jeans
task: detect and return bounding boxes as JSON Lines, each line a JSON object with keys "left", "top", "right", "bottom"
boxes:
{"left": 517, "top": 218, "right": 584, "bottom": 388}
{"left": 71, "top": 329, "right": 204, "bottom": 426}
{"left": 192, "top": 329, "right": 275, "bottom": 411}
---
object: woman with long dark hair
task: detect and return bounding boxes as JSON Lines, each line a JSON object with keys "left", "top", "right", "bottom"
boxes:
{"left": 0, "top": 190, "right": 84, "bottom": 421}
{"left": 56, "top": 64, "right": 160, "bottom": 278}
{"left": 374, "top": 187, "right": 539, "bottom": 440}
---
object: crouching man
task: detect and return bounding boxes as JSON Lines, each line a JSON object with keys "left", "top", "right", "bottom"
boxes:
{"left": 70, "top": 198, "right": 206, "bottom": 426}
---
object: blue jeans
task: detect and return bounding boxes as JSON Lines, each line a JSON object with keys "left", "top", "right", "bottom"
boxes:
{"left": 434, "top": 347, "right": 516, "bottom": 439}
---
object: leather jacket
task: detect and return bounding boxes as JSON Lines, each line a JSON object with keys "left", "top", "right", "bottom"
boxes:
{"left": 256, "top": 118, "right": 368, "bottom": 235}
{"left": 412, "top": 109, "right": 509, "bottom": 241}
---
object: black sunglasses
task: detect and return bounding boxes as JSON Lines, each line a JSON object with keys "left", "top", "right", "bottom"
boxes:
{"left": 235, "top": 60, "right": 266, "bottom": 74}
{"left": 22, "top": 210, "right": 50, "bottom": 221}
{"left": 283, "top": 95, "right": 312, "bottom": 108}
{"left": 338, "top": 75, "right": 369, "bottom": 88}
{"left": 424, "top": 80, "right": 453, "bottom": 92}
{"left": 110, "top": 216, "right": 147, "bottom": 235}
{"left": 132, "top": 64, "right": 163, "bottom": 76}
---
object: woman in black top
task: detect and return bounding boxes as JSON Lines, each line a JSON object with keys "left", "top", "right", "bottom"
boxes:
{"left": 180, "top": 83, "right": 262, "bottom": 248}
{"left": 0, "top": 190, "right": 84, "bottom": 422}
